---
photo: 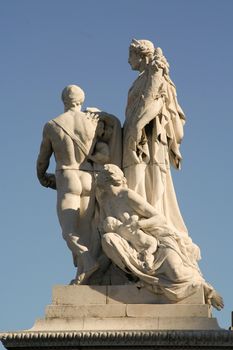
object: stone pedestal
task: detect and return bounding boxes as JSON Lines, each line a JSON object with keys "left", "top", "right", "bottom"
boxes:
{"left": 1, "top": 285, "right": 233, "bottom": 349}
{"left": 31, "top": 284, "right": 218, "bottom": 331}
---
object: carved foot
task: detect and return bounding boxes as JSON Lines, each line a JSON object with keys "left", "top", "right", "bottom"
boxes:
{"left": 210, "top": 290, "right": 224, "bottom": 310}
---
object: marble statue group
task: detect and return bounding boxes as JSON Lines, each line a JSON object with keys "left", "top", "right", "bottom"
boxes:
{"left": 37, "top": 39, "right": 223, "bottom": 310}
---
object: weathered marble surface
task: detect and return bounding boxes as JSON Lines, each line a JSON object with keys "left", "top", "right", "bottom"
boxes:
{"left": 1, "top": 286, "right": 231, "bottom": 349}
{"left": 95, "top": 164, "right": 223, "bottom": 309}
{"left": 23, "top": 285, "right": 220, "bottom": 331}
{"left": 37, "top": 85, "right": 122, "bottom": 285}
{"left": 36, "top": 41, "right": 223, "bottom": 311}
{"left": 123, "top": 39, "right": 187, "bottom": 236}
{"left": 0, "top": 284, "right": 224, "bottom": 350}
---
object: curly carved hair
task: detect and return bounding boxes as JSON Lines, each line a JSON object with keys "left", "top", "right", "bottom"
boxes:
{"left": 130, "top": 39, "right": 170, "bottom": 75}
{"left": 97, "top": 164, "right": 127, "bottom": 187}
{"left": 130, "top": 39, "right": 154, "bottom": 57}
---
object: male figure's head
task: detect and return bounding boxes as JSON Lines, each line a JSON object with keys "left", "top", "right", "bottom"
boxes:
{"left": 61, "top": 85, "right": 85, "bottom": 112}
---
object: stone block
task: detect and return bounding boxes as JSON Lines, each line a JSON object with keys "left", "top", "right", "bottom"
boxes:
{"left": 52, "top": 285, "right": 107, "bottom": 305}
{"left": 31, "top": 315, "right": 220, "bottom": 331}
{"left": 157, "top": 317, "right": 220, "bottom": 330}
{"left": 82, "top": 317, "right": 159, "bottom": 331}
{"left": 126, "top": 304, "right": 211, "bottom": 318}
{"left": 106, "top": 285, "right": 204, "bottom": 304}
{"left": 30, "top": 318, "right": 85, "bottom": 331}
{"left": 107, "top": 285, "right": 166, "bottom": 304}
{"left": 46, "top": 304, "right": 126, "bottom": 319}
{"left": 28, "top": 285, "right": 218, "bottom": 333}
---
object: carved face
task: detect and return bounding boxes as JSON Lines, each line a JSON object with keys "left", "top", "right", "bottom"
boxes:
{"left": 96, "top": 121, "right": 105, "bottom": 138}
{"left": 103, "top": 125, "right": 113, "bottom": 141}
{"left": 128, "top": 47, "right": 141, "bottom": 71}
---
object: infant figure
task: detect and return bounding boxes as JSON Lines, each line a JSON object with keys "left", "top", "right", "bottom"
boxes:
{"left": 103, "top": 212, "right": 158, "bottom": 270}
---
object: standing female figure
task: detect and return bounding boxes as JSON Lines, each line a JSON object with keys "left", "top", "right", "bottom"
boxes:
{"left": 123, "top": 39, "right": 187, "bottom": 236}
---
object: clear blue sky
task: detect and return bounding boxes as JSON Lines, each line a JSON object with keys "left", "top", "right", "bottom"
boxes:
{"left": 0, "top": 0, "right": 233, "bottom": 341}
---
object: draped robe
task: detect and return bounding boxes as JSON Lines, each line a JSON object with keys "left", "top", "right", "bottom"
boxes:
{"left": 123, "top": 65, "right": 187, "bottom": 236}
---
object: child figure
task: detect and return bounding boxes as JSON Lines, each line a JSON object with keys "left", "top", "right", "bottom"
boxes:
{"left": 103, "top": 212, "right": 158, "bottom": 270}
{"left": 96, "top": 164, "right": 224, "bottom": 310}
{"left": 88, "top": 120, "right": 113, "bottom": 168}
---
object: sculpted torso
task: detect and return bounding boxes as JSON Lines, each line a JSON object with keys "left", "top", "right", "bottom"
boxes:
{"left": 97, "top": 188, "right": 143, "bottom": 221}
{"left": 36, "top": 58, "right": 224, "bottom": 310}
{"left": 45, "top": 110, "right": 97, "bottom": 171}
{"left": 96, "top": 185, "right": 164, "bottom": 227}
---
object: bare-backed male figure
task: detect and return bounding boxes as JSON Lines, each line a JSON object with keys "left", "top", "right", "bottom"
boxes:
{"left": 37, "top": 85, "right": 102, "bottom": 284}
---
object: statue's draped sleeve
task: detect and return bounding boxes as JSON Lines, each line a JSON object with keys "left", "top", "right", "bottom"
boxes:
{"left": 123, "top": 66, "right": 185, "bottom": 169}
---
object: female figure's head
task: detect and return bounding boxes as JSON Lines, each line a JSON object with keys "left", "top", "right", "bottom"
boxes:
{"left": 128, "top": 39, "right": 155, "bottom": 72}
{"left": 128, "top": 39, "right": 170, "bottom": 76}
{"left": 96, "top": 164, "right": 127, "bottom": 189}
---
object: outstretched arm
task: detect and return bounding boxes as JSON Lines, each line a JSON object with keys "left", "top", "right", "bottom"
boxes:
{"left": 37, "top": 123, "right": 56, "bottom": 190}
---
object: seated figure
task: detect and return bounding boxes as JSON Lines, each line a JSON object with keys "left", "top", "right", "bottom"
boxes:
{"left": 103, "top": 213, "right": 158, "bottom": 270}
{"left": 95, "top": 164, "right": 223, "bottom": 310}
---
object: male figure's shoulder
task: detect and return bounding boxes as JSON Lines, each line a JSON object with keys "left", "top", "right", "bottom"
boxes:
{"left": 52, "top": 111, "right": 72, "bottom": 123}
{"left": 48, "top": 111, "right": 77, "bottom": 132}
{"left": 42, "top": 120, "right": 54, "bottom": 136}
{"left": 41, "top": 112, "right": 68, "bottom": 137}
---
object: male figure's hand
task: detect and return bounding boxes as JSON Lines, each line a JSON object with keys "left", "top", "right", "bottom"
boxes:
{"left": 39, "top": 173, "right": 56, "bottom": 190}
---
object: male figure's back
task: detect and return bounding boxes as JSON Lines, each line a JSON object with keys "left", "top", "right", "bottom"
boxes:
{"left": 45, "top": 109, "right": 98, "bottom": 171}
{"left": 37, "top": 85, "right": 100, "bottom": 284}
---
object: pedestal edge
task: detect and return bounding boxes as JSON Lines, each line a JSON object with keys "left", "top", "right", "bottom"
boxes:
{"left": 1, "top": 330, "right": 233, "bottom": 348}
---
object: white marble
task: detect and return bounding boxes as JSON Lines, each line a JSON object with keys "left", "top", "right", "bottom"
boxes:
{"left": 31, "top": 316, "right": 220, "bottom": 331}
{"left": 28, "top": 285, "right": 220, "bottom": 331}
{"left": 52, "top": 284, "right": 205, "bottom": 305}
{"left": 123, "top": 39, "right": 187, "bottom": 236}
{"left": 36, "top": 45, "right": 224, "bottom": 312}
{"left": 96, "top": 164, "right": 223, "bottom": 310}
{"left": 37, "top": 85, "right": 122, "bottom": 285}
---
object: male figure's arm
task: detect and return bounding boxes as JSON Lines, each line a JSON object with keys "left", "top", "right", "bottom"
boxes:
{"left": 37, "top": 123, "right": 56, "bottom": 190}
